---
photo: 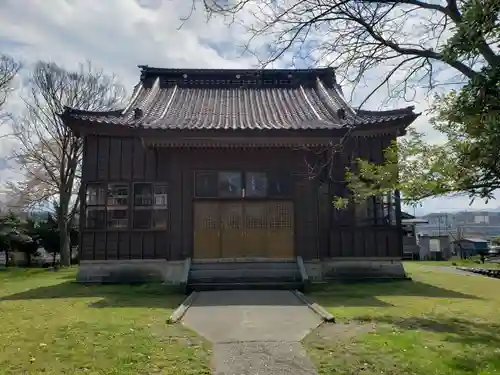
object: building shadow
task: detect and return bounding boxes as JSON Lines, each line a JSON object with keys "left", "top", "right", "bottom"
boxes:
{"left": 0, "top": 281, "right": 183, "bottom": 309}
{"left": 310, "top": 279, "right": 481, "bottom": 299}
{"left": 307, "top": 279, "right": 481, "bottom": 309}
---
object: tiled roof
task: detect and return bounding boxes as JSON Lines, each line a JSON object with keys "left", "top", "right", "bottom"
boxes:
{"left": 63, "top": 66, "right": 418, "bottom": 131}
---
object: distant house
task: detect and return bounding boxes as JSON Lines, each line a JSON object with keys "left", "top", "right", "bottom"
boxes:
{"left": 401, "top": 212, "right": 428, "bottom": 260}
{"left": 453, "top": 238, "right": 489, "bottom": 258}
{"left": 418, "top": 234, "right": 452, "bottom": 260}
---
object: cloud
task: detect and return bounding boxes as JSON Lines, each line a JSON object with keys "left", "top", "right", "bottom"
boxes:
{"left": 0, "top": 0, "right": 496, "bottom": 214}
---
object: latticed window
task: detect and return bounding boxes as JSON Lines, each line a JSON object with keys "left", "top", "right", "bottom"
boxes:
{"left": 85, "top": 183, "right": 106, "bottom": 229}
{"left": 107, "top": 184, "right": 129, "bottom": 229}
{"left": 133, "top": 183, "right": 168, "bottom": 229}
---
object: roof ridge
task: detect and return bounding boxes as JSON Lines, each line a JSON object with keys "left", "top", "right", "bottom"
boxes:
{"left": 62, "top": 106, "right": 124, "bottom": 116}
{"left": 138, "top": 65, "right": 335, "bottom": 74}
{"left": 357, "top": 106, "right": 415, "bottom": 115}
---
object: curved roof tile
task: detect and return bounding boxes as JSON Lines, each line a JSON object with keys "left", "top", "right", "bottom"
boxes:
{"left": 63, "top": 67, "right": 418, "bottom": 130}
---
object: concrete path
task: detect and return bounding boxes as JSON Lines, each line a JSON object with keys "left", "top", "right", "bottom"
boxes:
{"left": 182, "top": 290, "right": 322, "bottom": 375}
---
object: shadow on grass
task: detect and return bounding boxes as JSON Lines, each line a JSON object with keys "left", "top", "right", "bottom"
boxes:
{"left": 311, "top": 280, "right": 480, "bottom": 298}
{"left": 364, "top": 316, "right": 500, "bottom": 341}
{"left": 0, "top": 281, "right": 183, "bottom": 309}
{"left": 308, "top": 280, "right": 481, "bottom": 308}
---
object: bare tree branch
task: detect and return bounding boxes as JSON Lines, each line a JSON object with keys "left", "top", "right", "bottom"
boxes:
{"left": 6, "top": 61, "right": 126, "bottom": 266}
{"left": 0, "top": 54, "right": 21, "bottom": 121}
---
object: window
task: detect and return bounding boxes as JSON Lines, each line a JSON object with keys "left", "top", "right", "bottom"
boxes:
{"left": 245, "top": 172, "right": 268, "bottom": 197}
{"left": 195, "top": 172, "right": 218, "bottom": 197}
{"left": 268, "top": 171, "right": 292, "bottom": 197}
{"left": 218, "top": 171, "right": 242, "bottom": 197}
{"left": 133, "top": 183, "right": 168, "bottom": 229}
{"left": 85, "top": 183, "right": 106, "bottom": 229}
{"left": 107, "top": 184, "right": 129, "bottom": 229}
{"left": 194, "top": 171, "right": 292, "bottom": 198}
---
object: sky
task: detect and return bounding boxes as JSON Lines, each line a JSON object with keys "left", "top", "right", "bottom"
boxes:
{"left": 0, "top": 0, "right": 498, "bottom": 215}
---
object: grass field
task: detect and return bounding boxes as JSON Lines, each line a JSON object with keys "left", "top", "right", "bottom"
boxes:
{"left": 418, "top": 256, "right": 500, "bottom": 269}
{"left": 305, "top": 262, "right": 500, "bottom": 375}
{"left": 2, "top": 264, "right": 499, "bottom": 375}
{"left": 0, "top": 268, "right": 211, "bottom": 375}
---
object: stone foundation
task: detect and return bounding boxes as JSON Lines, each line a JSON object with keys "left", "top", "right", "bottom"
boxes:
{"left": 76, "top": 259, "right": 184, "bottom": 284}
{"left": 77, "top": 258, "right": 406, "bottom": 284}
{"left": 305, "top": 258, "right": 407, "bottom": 281}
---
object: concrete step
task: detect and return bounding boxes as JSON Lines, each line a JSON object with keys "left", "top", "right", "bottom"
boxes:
{"left": 188, "top": 281, "right": 303, "bottom": 292}
{"left": 189, "top": 275, "right": 301, "bottom": 283}
{"left": 190, "top": 268, "right": 300, "bottom": 280}
{"left": 190, "top": 261, "right": 297, "bottom": 271}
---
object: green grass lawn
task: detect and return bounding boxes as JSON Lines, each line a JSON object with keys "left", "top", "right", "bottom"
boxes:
{"left": 417, "top": 256, "right": 500, "bottom": 269}
{"left": 0, "top": 268, "right": 211, "bottom": 375}
{"left": 305, "top": 262, "right": 500, "bottom": 375}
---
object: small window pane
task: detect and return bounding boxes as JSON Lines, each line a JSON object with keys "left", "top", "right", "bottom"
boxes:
{"left": 86, "top": 207, "right": 105, "bottom": 229}
{"left": 154, "top": 184, "right": 168, "bottom": 208}
{"left": 86, "top": 184, "right": 105, "bottom": 206}
{"left": 218, "top": 171, "right": 242, "bottom": 197}
{"left": 269, "top": 172, "right": 292, "bottom": 197}
{"left": 152, "top": 209, "right": 168, "bottom": 229}
{"left": 107, "top": 208, "right": 128, "bottom": 229}
{"left": 195, "top": 172, "right": 218, "bottom": 197}
{"left": 133, "top": 209, "right": 152, "bottom": 229}
{"left": 107, "top": 184, "right": 129, "bottom": 206}
{"left": 134, "top": 183, "right": 153, "bottom": 206}
{"left": 245, "top": 172, "right": 268, "bottom": 197}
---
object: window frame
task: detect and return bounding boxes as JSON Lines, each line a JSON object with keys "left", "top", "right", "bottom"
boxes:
{"left": 193, "top": 170, "right": 292, "bottom": 199}
{"left": 85, "top": 183, "right": 107, "bottom": 229}
{"left": 132, "top": 182, "right": 169, "bottom": 230}
{"left": 106, "top": 183, "right": 130, "bottom": 230}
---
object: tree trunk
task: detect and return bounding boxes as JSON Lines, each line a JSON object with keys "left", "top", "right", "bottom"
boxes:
{"left": 4, "top": 250, "right": 9, "bottom": 267}
{"left": 58, "top": 190, "right": 71, "bottom": 267}
{"left": 26, "top": 253, "right": 31, "bottom": 267}
{"left": 59, "top": 225, "right": 70, "bottom": 267}
{"left": 52, "top": 251, "right": 56, "bottom": 267}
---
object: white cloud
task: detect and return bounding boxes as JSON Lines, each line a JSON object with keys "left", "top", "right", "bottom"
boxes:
{"left": 0, "top": 0, "right": 496, "bottom": 214}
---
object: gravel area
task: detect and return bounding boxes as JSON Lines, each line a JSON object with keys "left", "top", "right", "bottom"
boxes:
{"left": 212, "top": 341, "right": 318, "bottom": 375}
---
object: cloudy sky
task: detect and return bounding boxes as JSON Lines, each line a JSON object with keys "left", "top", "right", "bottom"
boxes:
{"left": 0, "top": 0, "right": 498, "bottom": 215}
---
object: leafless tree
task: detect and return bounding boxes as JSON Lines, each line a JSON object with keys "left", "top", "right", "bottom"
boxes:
{"left": 6, "top": 61, "right": 126, "bottom": 266}
{"left": 188, "top": 0, "right": 499, "bottom": 200}
{"left": 193, "top": 0, "right": 496, "bottom": 103}
{"left": 0, "top": 54, "right": 21, "bottom": 121}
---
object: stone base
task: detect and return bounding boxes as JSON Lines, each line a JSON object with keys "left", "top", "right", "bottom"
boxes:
{"left": 305, "top": 258, "right": 407, "bottom": 281}
{"left": 76, "top": 259, "right": 184, "bottom": 284}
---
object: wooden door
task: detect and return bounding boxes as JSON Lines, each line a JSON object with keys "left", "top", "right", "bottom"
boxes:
{"left": 220, "top": 202, "right": 244, "bottom": 258}
{"left": 242, "top": 202, "right": 268, "bottom": 257}
{"left": 193, "top": 202, "right": 220, "bottom": 259}
{"left": 266, "top": 201, "right": 294, "bottom": 258}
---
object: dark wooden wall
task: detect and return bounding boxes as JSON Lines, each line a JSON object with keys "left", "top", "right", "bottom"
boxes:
{"left": 81, "top": 135, "right": 172, "bottom": 261}
{"left": 80, "top": 132, "right": 402, "bottom": 262}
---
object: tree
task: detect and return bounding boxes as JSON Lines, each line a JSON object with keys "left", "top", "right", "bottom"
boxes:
{"left": 195, "top": 0, "right": 500, "bottom": 205}
{"left": 0, "top": 54, "right": 20, "bottom": 120}
{"left": 6, "top": 61, "right": 125, "bottom": 266}
{"left": 0, "top": 211, "right": 22, "bottom": 267}
{"left": 15, "top": 218, "right": 41, "bottom": 267}
{"left": 36, "top": 213, "right": 60, "bottom": 267}
{"left": 491, "top": 236, "right": 500, "bottom": 246}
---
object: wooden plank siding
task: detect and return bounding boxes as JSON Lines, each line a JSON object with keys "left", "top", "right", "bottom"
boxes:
{"left": 80, "top": 132, "right": 403, "bottom": 262}
{"left": 80, "top": 136, "right": 173, "bottom": 261}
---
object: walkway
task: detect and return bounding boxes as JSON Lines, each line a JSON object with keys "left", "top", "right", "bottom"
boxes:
{"left": 182, "top": 290, "right": 323, "bottom": 375}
